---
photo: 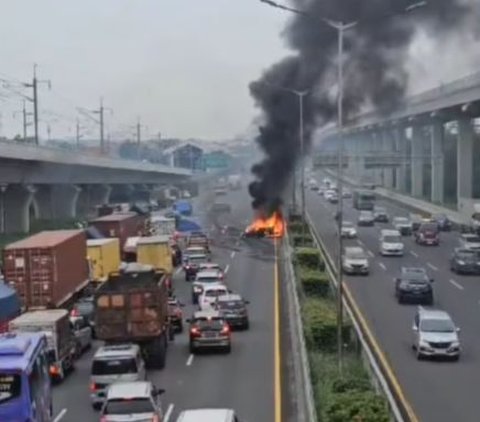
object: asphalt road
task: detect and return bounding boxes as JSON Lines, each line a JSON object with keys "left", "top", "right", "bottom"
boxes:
{"left": 53, "top": 187, "right": 281, "bottom": 422}
{"left": 307, "top": 173, "right": 480, "bottom": 422}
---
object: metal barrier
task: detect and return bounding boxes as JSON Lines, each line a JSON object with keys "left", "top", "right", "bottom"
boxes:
{"left": 305, "top": 211, "right": 414, "bottom": 422}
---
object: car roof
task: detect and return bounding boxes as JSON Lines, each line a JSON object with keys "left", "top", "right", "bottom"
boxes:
{"left": 199, "top": 262, "right": 220, "bottom": 267}
{"left": 454, "top": 247, "right": 476, "bottom": 253}
{"left": 196, "top": 270, "right": 221, "bottom": 277}
{"left": 417, "top": 308, "right": 452, "bottom": 321}
{"left": 202, "top": 283, "right": 227, "bottom": 292}
{"left": 193, "top": 310, "right": 222, "bottom": 319}
{"left": 393, "top": 216, "right": 409, "bottom": 220}
{"left": 344, "top": 246, "right": 365, "bottom": 254}
{"left": 381, "top": 229, "right": 400, "bottom": 236}
{"left": 462, "top": 233, "right": 480, "bottom": 239}
{"left": 94, "top": 344, "right": 140, "bottom": 359}
{"left": 188, "top": 254, "right": 207, "bottom": 259}
{"left": 176, "top": 409, "right": 235, "bottom": 421}
{"left": 186, "top": 246, "right": 206, "bottom": 252}
{"left": 402, "top": 266, "right": 426, "bottom": 273}
{"left": 106, "top": 381, "right": 152, "bottom": 399}
{"left": 217, "top": 294, "right": 243, "bottom": 302}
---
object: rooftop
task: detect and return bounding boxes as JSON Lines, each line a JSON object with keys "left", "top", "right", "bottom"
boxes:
{"left": 0, "top": 333, "right": 44, "bottom": 372}
{"left": 106, "top": 381, "right": 152, "bottom": 400}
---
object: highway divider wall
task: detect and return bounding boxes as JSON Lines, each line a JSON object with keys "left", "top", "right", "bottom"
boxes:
{"left": 304, "top": 210, "right": 419, "bottom": 422}
{"left": 284, "top": 214, "right": 392, "bottom": 421}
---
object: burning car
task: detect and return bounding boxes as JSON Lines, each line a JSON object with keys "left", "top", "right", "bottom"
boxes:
{"left": 243, "top": 211, "right": 285, "bottom": 238}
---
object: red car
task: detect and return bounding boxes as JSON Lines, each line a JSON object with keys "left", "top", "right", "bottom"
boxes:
{"left": 415, "top": 223, "right": 440, "bottom": 246}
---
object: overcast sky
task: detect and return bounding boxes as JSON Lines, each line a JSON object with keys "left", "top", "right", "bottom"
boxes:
{"left": 0, "top": 0, "right": 289, "bottom": 142}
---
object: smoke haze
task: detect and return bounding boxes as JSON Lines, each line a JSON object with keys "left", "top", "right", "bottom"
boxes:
{"left": 249, "top": 0, "right": 476, "bottom": 213}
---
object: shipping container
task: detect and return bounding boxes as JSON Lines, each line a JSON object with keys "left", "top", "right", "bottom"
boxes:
{"left": 150, "top": 216, "right": 176, "bottom": 237}
{"left": 87, "top": 238, "right": 121, "bottom": 282}
{"left": 89, "top": 213, "right": 146, "bottom": 253}
{"left": 3, "top": 230, "right": 89, "bottom": 309}
{"left": 137, "top": 236, "right": 173, "bottom": 274}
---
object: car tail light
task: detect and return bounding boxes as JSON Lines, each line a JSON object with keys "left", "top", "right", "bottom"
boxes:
{"left": 221, "top": 325, "right": 230, "bottom": 335}
{"left": 100, "top": 417, "right": 107, "bottom": 422}
{"left": 70, "top": 309, "right": 80, "bottom": 317}
{"left": 151, "top": 416, "right": 160, "bottom": 422}
{"left": 49, "top": 365, "right": 60, "bottom": 376}
{"left": 190, "top": 327, "right": 201, "bottom": 337}
{"left": 90, "top": 382, "right": 97, "bottom": 392}
{"left": 175, "top": 309, "right": 182, "bottom": 317}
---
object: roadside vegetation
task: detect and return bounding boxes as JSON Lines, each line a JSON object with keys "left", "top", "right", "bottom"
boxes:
{"left": 288, "top": 215, "right": 390, "bottom": 422}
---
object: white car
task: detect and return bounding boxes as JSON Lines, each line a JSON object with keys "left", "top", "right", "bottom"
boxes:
{"left": 198, "top": 284, "right": 229, "bottom": 310}
{"left": 393, "top": 216, "right": 413, "bottom": 236}
{"left": 192, "top": 270, "right": 225, "bottom": 305}
{"left": 342, "top": 246, "right": 369, "bottom": 275}
{"left": 324, "top": 190, "right": 335, "bottom": 200}
{"left": 341, "top": 222, "right": 357, "bottom": 238}
{"left": 379, "top": 229, "right": 404, "bottom": 256}
{"left": 459, "top": 234, "right": 480, "bottom": 251}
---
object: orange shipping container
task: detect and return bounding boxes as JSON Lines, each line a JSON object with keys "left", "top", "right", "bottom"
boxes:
{"left": 3, "top": 230, "right": 89, "bottom": 309}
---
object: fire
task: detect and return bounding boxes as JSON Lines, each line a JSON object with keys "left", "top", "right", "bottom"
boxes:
{"left": 245, "top": 211, "right": 285, "bottom": 238}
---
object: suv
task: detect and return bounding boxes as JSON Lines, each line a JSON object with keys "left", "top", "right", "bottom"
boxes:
{"left": 342, "top": 246, "right": 369, "bottom": 275}
{"left": 187, "top": 310, "right": 231, "bottom": 354}
{"left": 176, "top": 409, "right": 239, "bottom": 422}
{"left": 213, "top": 294, "right": 250, "bottom": 330}
{"left": 199, "top": 284, "right": 229, "bottom": 310}
{"left": 459, "top": 233, "right": 480, "bottom": 251}
{"left": 450, "top": 248, "right": 480, "bottom": 274}
{"left": 100, "top": 381, "right": 165, "bottom": 421}
{"left": 184, "top": 253, "right": 209, "bottom": 281}
{"left": 340, "top": 221, "right": 357, "bottom": 238}
{"left": 432, "top": 213, "right": 452, "bottom": 231}
{"left": 192, "top": 270, "right": 225, "bottom": 304}
{"left": 412, "top": 308, "right": 461, "bottom": 361}
{"left": 415, "top": 223, "right": 440, "bottom": 246}
{"left": 395, "top": 267, "right": 434, "bottom": 304}
{"left": 357, "top": 211, "right": 375, "bottom": 226}
{"left": 90, "top": 344, "right": 146, "bottom": 410}
{"left": 379, "top": 229, "right": 404, "bottom": 256}
{"left": 373, "top": 206, "right": 389, "bottom": 223}
{"left": 392, "top": 216, "right": 412, "bottom": 236}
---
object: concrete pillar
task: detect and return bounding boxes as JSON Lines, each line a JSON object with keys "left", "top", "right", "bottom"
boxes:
{"left": 51, "top": 185, "right": 81, "bottom": 219}
{"left": 90, "top": 184, "right": 112, "bottom": 207}
{"left": 411, "top": 126, "right": 424, "bottom": 198}
{"left": 457, "top": 117, "right": 474, "bottom": 202}
{"left": 33, "top": 185, "right": 54, "bottom": 220}
{"left": 110, "top": 184, "right": 134, "bottom": 203}
{"left": 430, "top": 121, "right": 445, "bottom": 204}
{"left": 4, "top": 184, "right": 35, "bottom": 234}
{"left": 372, "top": 132, "right": 383, "bottom": 185}
{"left": 77, "top": 184, "right": 112, "bottom": 218}
{"left": 394, "top": 127, "right": 407, "bottom": 192}
{"left": 382, "top": 130, "right": 395, "bottom": 189}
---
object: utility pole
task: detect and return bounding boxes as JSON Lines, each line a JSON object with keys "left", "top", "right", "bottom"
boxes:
{"left": 13, "top": 101, "right": 33, "bottom": 141}
{"left": 24, "top": 64, "right": 51, "bottom": 145}
{"left": 76, "top": 118, "right": 81, "bottom": 148}
{"left": 47, "top": 124, "right": 51, "bottom": 141}
{"left": 136, "top": 117, "right": 141, "bottom": 147}
{"left": 91, "top": 98, "right": 112, "bottom": 154}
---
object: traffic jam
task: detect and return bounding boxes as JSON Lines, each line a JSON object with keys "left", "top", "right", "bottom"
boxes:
{"left": 0, "top": 178, "right": 251, "bottom": 422}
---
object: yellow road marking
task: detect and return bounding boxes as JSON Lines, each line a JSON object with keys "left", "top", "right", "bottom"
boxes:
{"left": 343, "top": 283, "right": 419, "bottom": 422}
{"left": 274, "top": 239, "right": 282, "bottom": 422}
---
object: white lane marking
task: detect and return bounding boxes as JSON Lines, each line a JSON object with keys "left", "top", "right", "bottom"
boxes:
{"left": 409, "top": 250, "right": 419, "bottom": 258}
{"left": 186, "top": 354, "right": 194, "bottom": 366}
{"left": 225, "top": 264, "right": 230, "bottom": 274}
{"left": 52, "top": 409, "right": 68, "bottom": 422}
{"left": 175, "top": 267, "right": 182, "bottom": 275}
{"left": 230, "top": 251, "right": 236, "bottom": 258}
{"left": 449, "top": 279, "right": 464, "bottom": 291}
{"left": 378, "top": 262, "right": 387, "bottom": 271}
{"left": 164, "top": 404, "right": 174, "bottom": 422}
{"left": 427, "top": 262, "right": 438, "bottom": 271}
{"left": 367, "top": 250, "right": 375, "bottom": 258}
{"left": 357, "top": 239, "right": 364, "bottom": 246}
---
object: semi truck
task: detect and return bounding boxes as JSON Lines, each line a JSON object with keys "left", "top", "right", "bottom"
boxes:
{"left": 94, "top": 264, "right": 172, "bottom": 369}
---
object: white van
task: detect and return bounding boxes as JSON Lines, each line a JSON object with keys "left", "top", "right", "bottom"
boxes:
{"left": 176, "top": 409, "right": 239, "bottom": 422}
{"left": 379, "top": 229, "right": 404, "bottom": 256}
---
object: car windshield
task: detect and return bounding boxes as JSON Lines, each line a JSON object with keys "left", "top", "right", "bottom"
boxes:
{"left": 196, "top": 276, "right": 220, "bottom": 283}
{"left": 394, "top": 217, "right": 409, "bottom": 224}
{"left": 200, "top": 264, "right": 220, "bottom": 270}
{"left": 347, "top": 251, "right": 366, "bottom": 259}
{"left": 205, "top": 289, "right": 226, "bottom": 297}
{"left": 420, "top": 224, "right": 438, "bottom": 232}
{"left": 420, "top": 319, "right": 455, "bottom": 333}
{"left": 375, "top": 207, "right": 386, "bottom": 213}
{"left": 104, "top": 398, "right": 154, "bottom": 415}
{"left": 343, "top": 222, "right": 354, "bottom": 228}
{"left": 0, "top": 373, "right": 21, "bottom": 404}
{"left": 384, "top": 235, "right": 401, "bottom": 243}
{"left": 465, "top": 236, "right": 480, "bottom": 243}
{"left": 457, "top": 250, "right": 477, "bottom": 260}
{"left": 217, "top": 300, "right": 244, "bottom": 310}
{"left": 92, "top": 358, "right": 137, "bottom": 375}
{"left": 194, "top": 317, "right": 225, "bottom": 330}
{"left": 189, "top": 256, "right": 207, "bottom": 264}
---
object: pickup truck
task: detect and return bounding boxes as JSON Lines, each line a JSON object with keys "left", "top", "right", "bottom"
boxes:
{"left": 94, "top": 264, "right": 173, "bottom": 369}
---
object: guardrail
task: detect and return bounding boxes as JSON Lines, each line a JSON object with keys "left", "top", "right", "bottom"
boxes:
{"left": 282, "top": 231, "right": 318, "bottom": 422}
{"left": 305, "top": 211, "right": 416, "bottom": 422}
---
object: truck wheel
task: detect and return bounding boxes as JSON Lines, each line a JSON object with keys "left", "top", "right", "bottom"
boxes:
{"left": 178, "top": 322, "right": 184, "bottom": 333}
{"left": 152, "top": 334, "right": 167, "bottom": 370}
{"left": 168, "top": 326, "right": 175, "bottom": 341}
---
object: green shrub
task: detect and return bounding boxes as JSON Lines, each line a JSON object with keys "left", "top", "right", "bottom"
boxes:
{"left": 298, "top": 268, "right": 330, "bottom": 297}
{"left": 303, "top": 298, "right": 338, "bottom": 352}
{"left": 288, "top": 213, "right": 302, "bottom": 223}
{"left": 295, "top": 247, "right": 324, "bottom": 270}
{"left": 292, "top": 233, "right": 314, "bottom": 247}
{"left": 288, "top": 221, "right": 304, "bottom": 234}
{"left": 325, "top": 391, "right": 390, "bottom": 422}
{"left": 330, "top": 376, "right": 371, "bottom": 394}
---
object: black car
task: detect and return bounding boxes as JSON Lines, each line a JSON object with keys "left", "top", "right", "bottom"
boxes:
{"left": 432, "top": 213, "right": 452, "bottom": 231}
{"left": 450, "top": 248, "right": 480, "bottom": 274}
{"left": 184, "top": 254, "right": 209, "bottom": 281}
{"left": 395, "top": 267, "right": 434, "bottom": 304}
{"left": 213, "top": 293, "right": 250, "bottom": 330}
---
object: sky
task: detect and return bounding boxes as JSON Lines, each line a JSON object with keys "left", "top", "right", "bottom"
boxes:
{"left": 0, "top": 0, "right": 289, "bottom": 142}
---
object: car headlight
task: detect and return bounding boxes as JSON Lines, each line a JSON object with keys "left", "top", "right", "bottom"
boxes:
{"left": 457, "top": 260, "right": 466, "bottom": 265}
{"left": 450, "top": 341, "right": 460, "bottom": 347}
{"left": 193, "top": 286, "right": 203, "bottom": 293}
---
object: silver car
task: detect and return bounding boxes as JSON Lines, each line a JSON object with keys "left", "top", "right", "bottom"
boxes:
{"left": 459, "top": 233, "right": 480, "bottom": 251}
{"left": 412, "top": 307, "right": 461, "bottom": 361}
{"left": 100, "top": 381, "right": 165, "bottom": 421}
{"left": 342, "top": 246, "right": 369, "bottom": 275}
{"left": 188, "top": 310, "right": 231, "bottom": 354}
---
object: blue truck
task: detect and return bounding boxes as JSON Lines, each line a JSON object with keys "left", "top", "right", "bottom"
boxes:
{"left": 173, "top": 200, "right": 193, "bottom": 216}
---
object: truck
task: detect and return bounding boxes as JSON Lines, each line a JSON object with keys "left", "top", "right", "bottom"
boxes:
{"left": 173, "top": 199, "right": 193, "bottom": 216}
{"left": 150, "top": 215, "right": 176, "bottom": 237}
{"left": 227, "top": 174, "right": 242, "bottom": 190}
{"left": 9, "top": 309, "right": 76, "bottom": 382}
{"left": 3, "top": 230, "right": 89, "bottom": 310}
{"left": 94, "top": 264, "right": 171, "bottom": 369}
{"left": 0, "top": 283, "right": 21, "bottom": 334}
{"left": 87, "top": 238, "right": 121, "bottom": 283}
{"left": 137, "top": 236, "right": 173, "bottom": 275}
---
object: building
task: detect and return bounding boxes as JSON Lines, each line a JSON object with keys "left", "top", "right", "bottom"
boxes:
{"left": 161, "top": 143, "right": 204, "bottom": 169}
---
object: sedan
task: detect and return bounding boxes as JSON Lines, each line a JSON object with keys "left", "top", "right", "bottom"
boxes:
{"left": 341, "top": 222, "right": 357, "bottom": 238}
{"left": 450, "top": 248, "right": 480, "bottom": 274}
{"left": 357, "top": 211, "right": 375, "bottom": 226}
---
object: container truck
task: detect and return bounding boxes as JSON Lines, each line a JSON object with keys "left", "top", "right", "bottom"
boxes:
{"left": 3, "top": 230, "right": 89, "bottom": 310}
{"left": 9, "top": 309, "right": 75, "bottom": 382}
{"left": 87, "top": 238, "right": 121, "bottom": 283}
{"left": 94, "top": 264, "right": 172, "bottom": 369}
{"left": 137, "top": 236, "right": 173, "bottom": 274}
{"left": 89, "top": 213, "right": 146, "bottom": 255}
{"left": 173, "top": 200, "right": 193, "bottom": 216}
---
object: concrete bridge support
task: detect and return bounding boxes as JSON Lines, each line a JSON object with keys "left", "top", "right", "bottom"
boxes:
{"left": 372, "top": 132, "right": 383, "bottom": 186}
{"left": 394, "top": 127, "right": 407, "bottom": 193}
{"left": 110, "top": 184, "right": 134, "bottom": 204}
{"left": 457, "top": 117, "right": 475, "bottom": 202}
{"left": 34, "top": 185, "right": 82, "bottom": 220}
{"left": 430, "top": 121, "right": 445, "bottom": 204}
{"left": 77, "top": 184, "right": 112, "bottom": 218}
{"left": 2, "top": 184, "right": 35, "bottom": 234}
{"left": 381, "top": 130, "right": 395, "bottom": 189}
{"left": 411, "top": 126, "right": 424, "bottom": 198}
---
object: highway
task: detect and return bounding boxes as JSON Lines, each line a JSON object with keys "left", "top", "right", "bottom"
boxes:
{"left": 53, "top": 186, "right": 283, "bottom": 421}
{"left": 307, "top": 174, "right": 480, "bottom": 422}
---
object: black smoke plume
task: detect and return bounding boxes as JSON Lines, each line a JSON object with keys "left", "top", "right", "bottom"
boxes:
{"left": 249, "top": 0, "right": 474, "bottom": 213}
